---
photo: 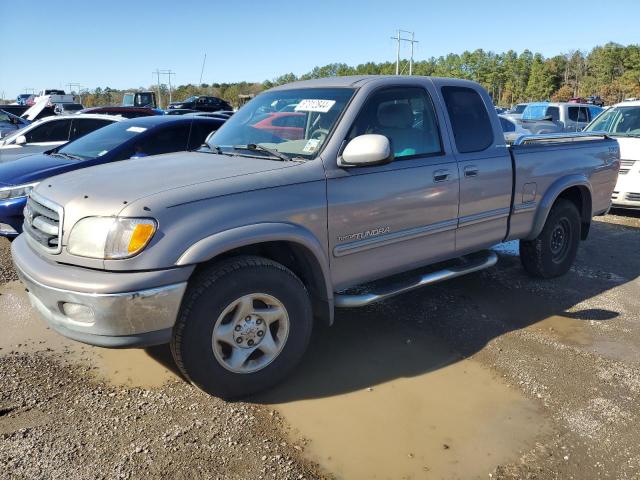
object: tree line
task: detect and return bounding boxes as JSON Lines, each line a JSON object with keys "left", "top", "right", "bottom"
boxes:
{"left": 76, "top": 42, "right": 640, "bottom": 108}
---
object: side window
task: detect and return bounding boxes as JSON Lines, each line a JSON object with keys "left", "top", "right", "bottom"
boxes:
{"left": 441, "top": 86, "right": 493, "bottom": 153}
{"left": 25, "top": 119, "right": 72, "bottom": 143}
{"left": 499, "top": 117, "right": 515, "bottom": 132}
{"left": 347, "top": 87, "right": 442, "bottom": 159}
{"left": 130, "top": 124, "right": 191, "bottom": 157}
{"left": 546, "top": 107, "right": 560, "bottom": 121}
{"left": 69, "top": 119, "right": 112, "bottom": 140}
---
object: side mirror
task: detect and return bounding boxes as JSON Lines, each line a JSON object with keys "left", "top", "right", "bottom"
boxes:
{"left": 339, "top": 134, "right": 393, "bottom": 167}
{"left": 15, "top": 135, "right": 27, "bottom": 145}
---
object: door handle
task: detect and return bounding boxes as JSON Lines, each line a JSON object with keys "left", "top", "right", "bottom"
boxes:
{"left": 433, "top": 169, "right": 450, "bottom": 182}
{"left": 464, "top": 166, "right": 479, "bottom": 177}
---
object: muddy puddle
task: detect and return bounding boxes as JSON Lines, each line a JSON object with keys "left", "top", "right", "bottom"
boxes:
{"left": 0, "top": 281, "right": 177, "bottom": 388}
{"left": 258, "top": 310, "right": 550, "bottom": 480}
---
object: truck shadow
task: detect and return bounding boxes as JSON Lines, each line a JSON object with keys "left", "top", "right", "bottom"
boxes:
{"left": 146, "top": 217, "right": 639, "bottom": 402}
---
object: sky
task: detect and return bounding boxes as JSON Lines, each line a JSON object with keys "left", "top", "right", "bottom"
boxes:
{"left": 1, "top": 0, "right": 639, "bottom": 99}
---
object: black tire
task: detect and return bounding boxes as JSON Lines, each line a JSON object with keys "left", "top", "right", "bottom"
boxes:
{"left": 170, "top": 255, "right": 313, "bottom": 399}
{"left": 520, "top": 199, "right": 581, "bottom": 278}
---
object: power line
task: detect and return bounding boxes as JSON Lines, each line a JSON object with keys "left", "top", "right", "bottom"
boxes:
{"left": 391, "top": 29, "right": 419, "bottom": 75}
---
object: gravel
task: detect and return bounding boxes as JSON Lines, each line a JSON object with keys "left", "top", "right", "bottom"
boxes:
{"left": 0, "top": 238, "right": 18, "bottom": 284}
{"left": 0, "top": 353, "right": 327, "bottom": 480}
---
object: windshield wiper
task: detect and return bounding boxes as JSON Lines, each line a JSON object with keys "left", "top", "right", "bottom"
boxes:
{"left": 233, "top": 144, "right": 292, "bottom": 162}
{"left": 200, "top": 144, "right": 236, "bottom": 156}
{"left": 50, "top": 152, "right": 83, "bottom": 160}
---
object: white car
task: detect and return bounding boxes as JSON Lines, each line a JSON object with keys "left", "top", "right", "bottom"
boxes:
{"left": 584, "top": 100, "right": 640, "bottom": 209}
{"left": 0, "top": 114, "right": 122, "bottom": 162}
{"left": 499, "top": 114, "right": 531, "bottom": 144}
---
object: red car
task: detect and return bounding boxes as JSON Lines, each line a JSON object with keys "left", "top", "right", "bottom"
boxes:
{"left": 78, "top": 106, "right": 163, "bottom": 118}
{"left": 252, "top": 112, "right": 305, "bottom": 140}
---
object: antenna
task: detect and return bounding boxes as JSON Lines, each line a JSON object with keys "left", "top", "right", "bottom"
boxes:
{"left": 199, "top": 54, "right": 207, "bottom": 85}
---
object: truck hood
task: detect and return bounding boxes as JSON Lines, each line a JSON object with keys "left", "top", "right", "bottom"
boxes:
{"left": 0, "top": 152, "right": 75, "bottom": 185}
{"left": 37, "top": 151, "right": 299, "bottom": 211}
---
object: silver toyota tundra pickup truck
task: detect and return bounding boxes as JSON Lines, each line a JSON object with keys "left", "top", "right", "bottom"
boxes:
{"left": 12, "top": 76, "right": 620, "bottom": 398}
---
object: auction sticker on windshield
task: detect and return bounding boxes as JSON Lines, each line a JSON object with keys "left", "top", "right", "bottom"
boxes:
{"left": 295, "top": 99, "right": 336, "bottom": 113}
{"left": 303, "top": 139, "right": 320, "bottom": 153}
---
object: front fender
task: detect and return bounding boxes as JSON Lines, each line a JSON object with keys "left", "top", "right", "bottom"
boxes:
{"left": 526, "top": 174, "right": 592, "bottom": 240}
{"left": 176, "top": 221, "right": 334, "bottom": 302}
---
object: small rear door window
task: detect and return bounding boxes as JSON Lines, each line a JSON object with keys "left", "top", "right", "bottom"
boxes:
{"left": 441, "top": 86, "right": 493, "bottom": 153}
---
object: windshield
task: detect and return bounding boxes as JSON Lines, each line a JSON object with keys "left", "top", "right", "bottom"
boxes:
{"left": 207, "top": 88, "right": 355, "bottom": 159}
{"left": 57, "top": 121, "right": 144, "bottom": 160}
{"left": 584, "top": 106, "right": 640, "bottom": 137}
{"left": 184, "top": 96, "right": 198, "bottom": 103}
{"left": 122, "top": 94, "right": 134, "bottom": 107}
{"left": 522, "top": 104, "right": 549, "bottom": 120}
{"left": 514, "top": 104, "right": 527, "bottom": 114}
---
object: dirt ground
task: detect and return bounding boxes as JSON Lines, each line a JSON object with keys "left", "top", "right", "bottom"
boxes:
{"left": 1, "top": 209, "right": 639, "bottom": 479}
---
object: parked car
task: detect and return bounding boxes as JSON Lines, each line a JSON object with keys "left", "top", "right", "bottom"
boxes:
{"left": 519, "top": 102, "right": 603, "bottom": 133}
{"left": 587, "top": 96, "right": 605, "bottom": 107}
{"left": 122, "top": 91, "right": 157, "bottom": 108}
{"left": 54, "top": 103, "right": 85, "bottom": 115}
{"left": 10, "top": 76, "right": 620, "bottom": 398}
{"left": 0, "top": 115, "right": 225, "bottom": 237}
{"left": 16, "top": 94, "right": 35, "bottom": 106}
{"left": 168, "top": 96, "right": 232, "bottom": 113}
{"left": 0, "top": 114, "right": 121, "bottom": 163}
{"left": 251, "top": 112, "right": 305, "bottom": 140}
{"left": 503, "top": 103, "right": 530, "bottom": 121}
{"left": 584, "top": 99, "right": 640, "bottom": 209}
{"left": 498, "top": 114, "right": 531, "bottom": 144}
{"left": 165, "top": 109, "right": 199, "bottom": 115}
{"left": 78, "top": 106, "right": 163, "bottom": 118}
{"left": 0, "top": 110, "right": 30, "bottom": 139}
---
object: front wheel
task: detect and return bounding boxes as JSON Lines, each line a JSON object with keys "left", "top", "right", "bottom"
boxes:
{"left": 520, "top": 199, "right": 581, "bottom": 278}
{"left": 171, "top": 256, "right": 313, "bottom": 399}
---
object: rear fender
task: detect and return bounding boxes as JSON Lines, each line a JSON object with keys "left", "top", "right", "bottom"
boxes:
{"left": 526, "top": 175, "right": 592, "bottom": 240}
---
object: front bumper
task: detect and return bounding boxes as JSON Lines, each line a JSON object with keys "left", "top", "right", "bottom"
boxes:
{"left": 11, "top": 235, "right": 191, "bottom": 348}
{"left": 0, "top": 196, "right": 27, "bottom": 237}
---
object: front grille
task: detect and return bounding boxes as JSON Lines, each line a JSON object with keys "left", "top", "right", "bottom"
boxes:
{"left": 23, "top": 193, "right": 63, "bottom": 253}
{"left": 620, "top": 159, "right": 636, "bottom": 175}
{"left": 612, "top": 191, "right": 619, "bottom": 200}
{"left": 626, "top": 192, "right": 640, "bottom": 202}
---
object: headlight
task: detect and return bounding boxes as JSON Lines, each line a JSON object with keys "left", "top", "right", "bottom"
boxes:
{"left": 0, "top": 182, "right": 39, "bottom": 200}
{"left": 68, "top": 217, "right": 157, "bottom": 259}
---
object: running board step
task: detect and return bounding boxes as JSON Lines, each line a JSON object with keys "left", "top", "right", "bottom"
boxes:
{"left": 334, "top": 250, "right": 498, "bottom": 308}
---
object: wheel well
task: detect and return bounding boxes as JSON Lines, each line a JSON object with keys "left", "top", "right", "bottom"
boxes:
{"left": 193, "top": 241, "right": 332, "bottom": 326}
{"left": 556, "top": 186, "right": 592, "bottom": 240}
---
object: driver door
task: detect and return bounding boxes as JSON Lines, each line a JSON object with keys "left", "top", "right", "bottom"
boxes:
{"left": 326, "top": 85, "right": 460, "bottom": 290}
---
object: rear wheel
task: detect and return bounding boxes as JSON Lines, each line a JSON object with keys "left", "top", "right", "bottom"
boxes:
{"left": 171, "top": 256, "right": 313, "bottom": 399}
{"left": 520, "top": 199, "right": 581, "bottom": 278}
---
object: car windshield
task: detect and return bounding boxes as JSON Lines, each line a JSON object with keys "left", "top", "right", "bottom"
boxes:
{"left": 584, "top": 106, "right": 640, "bottom": 137}
{"left": 57, "top": 121, "right": 143, "bottom": 160}
{"left": 207, "top": 88, "right": 355, "bottom": 160}
{"left": 521, "top": 104, "right": 549, "bottom": 120}
{"left": 514, "top": 104, "right": 527, "bottom": 114}
{"left": 122, "top": 94, "right": 134, "bottom": 107}
{"left": 184, "top": 96, "right": 198, "bottom": 102}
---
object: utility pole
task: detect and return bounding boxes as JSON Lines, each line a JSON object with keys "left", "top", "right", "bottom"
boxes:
{"left": 152, "top": 69, "right": 176, "bottom": 107}
{"left": 153, "top": 69, "right": 162, "bottom": 108}
{"left": 390, "top": 30, "right": 419, "bottom": 75}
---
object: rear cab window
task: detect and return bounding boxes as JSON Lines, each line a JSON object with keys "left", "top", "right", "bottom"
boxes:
{"left": 441, "top": 86, "right": 493, "bottom": 153}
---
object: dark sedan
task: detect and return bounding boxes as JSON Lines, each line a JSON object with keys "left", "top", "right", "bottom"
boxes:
{"left": 0, "top": 115, "right": 225, "bottom": 237}
{"left": 168, "top": 96, "right": 232, "bottom": 113}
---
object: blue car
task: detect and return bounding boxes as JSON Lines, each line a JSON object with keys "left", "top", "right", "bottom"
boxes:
{"left": 0, "top": 115, "right": 225, "bottom": 237}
